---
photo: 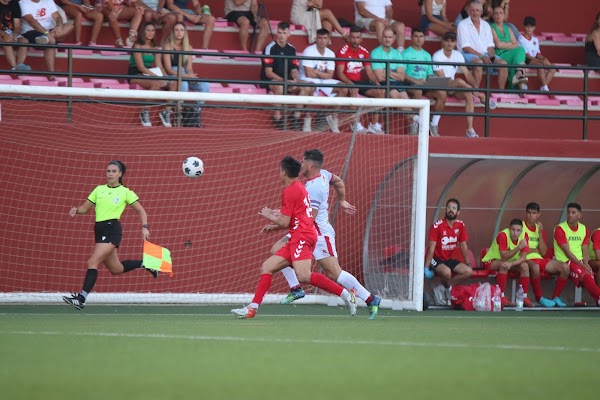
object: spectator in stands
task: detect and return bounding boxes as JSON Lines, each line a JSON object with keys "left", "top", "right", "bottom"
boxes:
{"left": 545, "top": 203, "right": 600, "bottom": 308}
{"left": 481, "top": 219, "right": 533, "bottom": 308}
{"left": 128, "top": 22, "right": 176, "bottom": 127}
{"left": 260, "top": 21, "right": 311, "bottom": 130}
{"left": 355, "top": 0, "right": 406, "bottom": 51}
{"left": 299, "top": 28, "right": 348, "bottom": 132}
{"left": 457, "top": 0, "right": 507, "bottom": 88}
{"left": 585, "top": 11, "right": 600, "bottom": 67}
{"left": 101, "top": 0, "right": 144, "bottom": 48}
{"left": 589, "top": 226, "right": 600, "bottom": 286}
{"left": 424, "top": 198, "right": 473, "bottom": 307}
{"left": 58, "top": 0, "right": 103, "bottom": 46}
{"left": 335, "top": 25, "right": 385, "bottom": 134}
{"left": 455, "top": 0, "right": 490, "bottom": 26}
{"left": 490, "top": 4, "right": 527, "bottom": 91}
{"left": 522, "top": 202, "right": 568, "bottom": 308}
{"left": 419, "top": 0, "right": 454, "bottom": 37}
{"left": 0, "top": 0, "right": 30, "bottom": 71}
{"left": 20, "top": 0, "right": 74, "bottom": 80}
{"left": 224, "top": 0, "right": 270, "bottom": 52}
{"left": 370, "top": 27, "right": 411, "bottom": 134}
{"left": 140, "top": 0, "right": 178, "bottom": 45}
{"left": 291, "top": 0, "right": 346, "bottom": 44}
{"left": 518, "top": 16, "right": 555, "bottom": 91}
{"left": 165, "top": 0, "right": 215, "bottom": 49}
{"left": 162, "top": 22, "right": 208, "bottom": 127}
{"left": 490, "top": 0, "right": 519, "bottom": 39}
{"left": 402, "top": 28, "right": 447, "bottom": 136}
{"left": 432, "top": 31, "right": 494, "bottom": 138}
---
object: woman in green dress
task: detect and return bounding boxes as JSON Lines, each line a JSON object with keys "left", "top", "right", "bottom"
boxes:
{"left": 490, "top": 5, "right": 527, "bottom": 90}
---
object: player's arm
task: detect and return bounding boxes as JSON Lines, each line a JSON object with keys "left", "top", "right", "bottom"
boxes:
{"left": 390, "top": 66, "right": 406, "bottom": 82}
{"left": 259, "top": 207, "right": 291, "bottom": 227}
{"left": 459, "top": 241, "right": 471, "bottom": 266}
{"left": 537, "top": 228, "right": 548, "bottom": 257}
{"left": 264, "top": 66, "right": 284, "bottom": 82}
{"left": 69, "top": 200, "right": 94, "bottom": 216}
{"left": 499, "top": 244, "right": 521, "bottom": 262}
{"left": 423, "top": 240, "right": 437, "bottom": 269}
{"left": 330, "top": 174, "right": 357, "bottom": 215}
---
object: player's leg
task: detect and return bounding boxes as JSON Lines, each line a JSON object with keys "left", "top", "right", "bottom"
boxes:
{"left": 567, "top": 261, "right": 600, "bottom": 306}
{"left": 236, "top": 14, "right": 252, "bottom": 51}
{"left": 430, "top": 260, "right": 452, "bottom": 305}
{"left": 510, "top": 262, "right": 533, "bottom": 307}
{"left": 231, "top": 254, "right": 290, "bottom": 318}
{"left": 254, "top": 17, "right": 270, "bottom": 52}
{"left": 527, "top": 259, "right": 553, "bottom": 306}
{"left": 62, "top": 243, "right": 114, "bottom": 309}
{"left": 545, "top": 260, "right": 570, "bottom": 306}
{"left": 488, "top": 259, "right": 513, "bottom": 306}
{"left": 274, "top": 235, "right": 306, "bottom": 304}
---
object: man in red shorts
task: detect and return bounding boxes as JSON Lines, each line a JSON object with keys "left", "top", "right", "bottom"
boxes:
{"left": 424, "top": 198, "right": 473, "bottom": 306}
{"left": 522, "top": 202, "right": 569, "bottom": 307}
{"left": 231, "top": 156, "right": 356, "bottom": 319}
{"left": 545, "top": 203, "right": 600, "bottom": 307}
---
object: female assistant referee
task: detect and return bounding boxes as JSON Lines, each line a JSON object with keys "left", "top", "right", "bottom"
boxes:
{"left": 62, "top": 160, "right": 156, "bottom": 310}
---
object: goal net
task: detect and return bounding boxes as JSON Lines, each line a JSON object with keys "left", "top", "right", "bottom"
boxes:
{"left": 0, "top": 85, "right": 430, "bottom": 311}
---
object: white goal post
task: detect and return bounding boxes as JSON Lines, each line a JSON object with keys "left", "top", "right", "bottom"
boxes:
{"left": 0, "top": 85, "right": 430, "bottom": 311}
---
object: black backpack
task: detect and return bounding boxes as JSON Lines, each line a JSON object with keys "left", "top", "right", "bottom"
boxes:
{"left": 180, "top": 107, "right": 202, "bottom": 127}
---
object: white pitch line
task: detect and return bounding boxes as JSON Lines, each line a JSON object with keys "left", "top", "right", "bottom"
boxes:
{"left": 2, "top": 330, "right": 599, "bottom": 354}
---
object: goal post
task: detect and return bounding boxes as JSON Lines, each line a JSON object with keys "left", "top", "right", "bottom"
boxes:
{"left": 0, "top": 85, "right": 430, "bottom": 311}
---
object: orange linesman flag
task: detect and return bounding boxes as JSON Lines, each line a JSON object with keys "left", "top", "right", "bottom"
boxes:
{"left": 143, "top": 241, "right": 173, "bottom": 277}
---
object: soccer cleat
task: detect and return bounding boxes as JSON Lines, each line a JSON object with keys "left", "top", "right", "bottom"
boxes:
{"left": 429, "top": 123, "right": 440, "bottom": 137}
{"left": 523, "top": 297, "right": 534, "bottom": 308}
{"left": 368, "top": 295, "right": 381, "bottom": 320}
{"left": 62, "top": 293, "right": 85, "bottom": 310}
{"left": 346, "top": 289, "right": 357, "bottom": 316}
{"left": 539, "top": 296, "right": 555, "bottom": 308}
{"left": 552, "top": 297, "right": 567, "bottom": 307}
{"left": 368, "top": 122, "right": 385, "bottom": 134}
{"left": 325, "top": 115, "right": 340, "bottom": 133}
{"left": 140, "top": 109, "right": 151, "bottom": 127}
{"left": 279, "top": 288, "right": 305, "bottom": 304}
{"left": 501, "top": 296, "right": 514, "bottom": 308}
{"left": 144, "top": 267, "right": 158, "bottom": 279}
{"left": 159, "top": 109, "right": 172, "bottom": 127}
{"left": 231, "top": 306, "right": 257, "bottom": 319}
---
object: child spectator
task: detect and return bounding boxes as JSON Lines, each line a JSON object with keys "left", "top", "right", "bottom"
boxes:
{"left": 518, "top": 16, "right": 555, "bottom": 91}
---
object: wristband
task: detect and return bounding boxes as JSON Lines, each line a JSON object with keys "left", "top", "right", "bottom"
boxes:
{"left": 142, "top": 224, "right": 149, "bottom": 229}
{"left": 479, "top": 54, "right": 484, "bottom": 59}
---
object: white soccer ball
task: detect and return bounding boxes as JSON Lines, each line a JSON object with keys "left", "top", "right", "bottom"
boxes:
{"left": 182, "top": 156, "right": 204, "bottom": 178}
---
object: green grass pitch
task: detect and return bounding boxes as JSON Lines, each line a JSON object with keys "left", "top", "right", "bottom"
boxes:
{"left": 1, "top": 305, "right": 598, "bottom": 400}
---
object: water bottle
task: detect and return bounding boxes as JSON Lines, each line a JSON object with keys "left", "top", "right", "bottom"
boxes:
{"left": 492, "top": 284, "right": 502, "bottom": 312}
{"left": 201, "top": 5, "right": 211, "bottom": 15}
{"left": 515, "top": 284, "right": 524, "bottom": 312}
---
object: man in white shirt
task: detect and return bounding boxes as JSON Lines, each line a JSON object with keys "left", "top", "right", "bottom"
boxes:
{"left": 20, "top": 0, "right": 73, "bottom": 80}
{"left": 354, "top": 0, "right": 405, "bottom": 51}
{"left": 456, "top": 0, "right": 506, "bottom": 88}
{"left": 299, "top": 28, "right": 348, "bottom": 133}
{"left": 433, "top": 31, "right": 497, "bottom": 138}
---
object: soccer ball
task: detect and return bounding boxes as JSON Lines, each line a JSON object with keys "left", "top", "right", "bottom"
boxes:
{"left": 182, "top": 156, "right": 204, "bottom": 178}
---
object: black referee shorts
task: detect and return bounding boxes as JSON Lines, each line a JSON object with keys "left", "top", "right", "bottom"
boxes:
{"left": 94, "top": 219, "right": 123, "bottom": 247}
{"left": 430, "top": 257, "right": 462, "bottom": 271}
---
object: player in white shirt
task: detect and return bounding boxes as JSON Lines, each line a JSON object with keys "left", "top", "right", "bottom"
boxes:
{"left": 432, "top": 31, "right": 496, "bottom": 138}
{"left": 518, "top": 16, "right": 555, "bottom": 91}
{"left": 299, "top": 28, "right": 348, "bottom": 133}
{"left": 265, "top": 149, "right": 382, "bottom": 319}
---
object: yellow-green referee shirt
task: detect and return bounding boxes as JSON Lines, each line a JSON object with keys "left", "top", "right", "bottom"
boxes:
{"left": 88, "top": 185, "right": 139, "bottom": 222}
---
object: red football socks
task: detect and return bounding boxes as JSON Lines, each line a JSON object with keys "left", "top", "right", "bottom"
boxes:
{"left": 496, "top": 272, "right": 508, "bottom": 293}
{"left": 531, "top": 276, "right": 543, "bottom": 300}
{"left": 310, "top": 272, "right": 343, "bottom": 296}
{"left": 552, "top": 277, "right": 568, "bottom": 298}
{"left": 251, "top": 274, "right": 273, "bottom": 305}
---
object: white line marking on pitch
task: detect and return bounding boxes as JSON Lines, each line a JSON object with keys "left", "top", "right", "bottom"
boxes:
{"left": 1, "top": 330, "right": 599, "bottom": 354}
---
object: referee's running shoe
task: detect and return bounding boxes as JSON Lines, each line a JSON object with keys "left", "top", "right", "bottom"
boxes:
{"left": 62, "top": 293, "right": 85, "bottom": 310}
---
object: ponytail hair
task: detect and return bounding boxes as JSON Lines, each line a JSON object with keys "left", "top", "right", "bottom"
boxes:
{"left": 109, "top": 160, "right": 126, "bottom": 184}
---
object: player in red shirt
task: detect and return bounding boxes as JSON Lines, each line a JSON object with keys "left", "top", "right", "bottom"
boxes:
{"left": 423, "top": 198, "right": 473, "bottom": 305}
{"left": 231, "top": 156, "right": 356, "bottom": 319}
{"left": 590, "top": 228, "right": 600, "bottom": 287}
{"left": 335, "top": 25, "right": 386, "bottom": 134}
